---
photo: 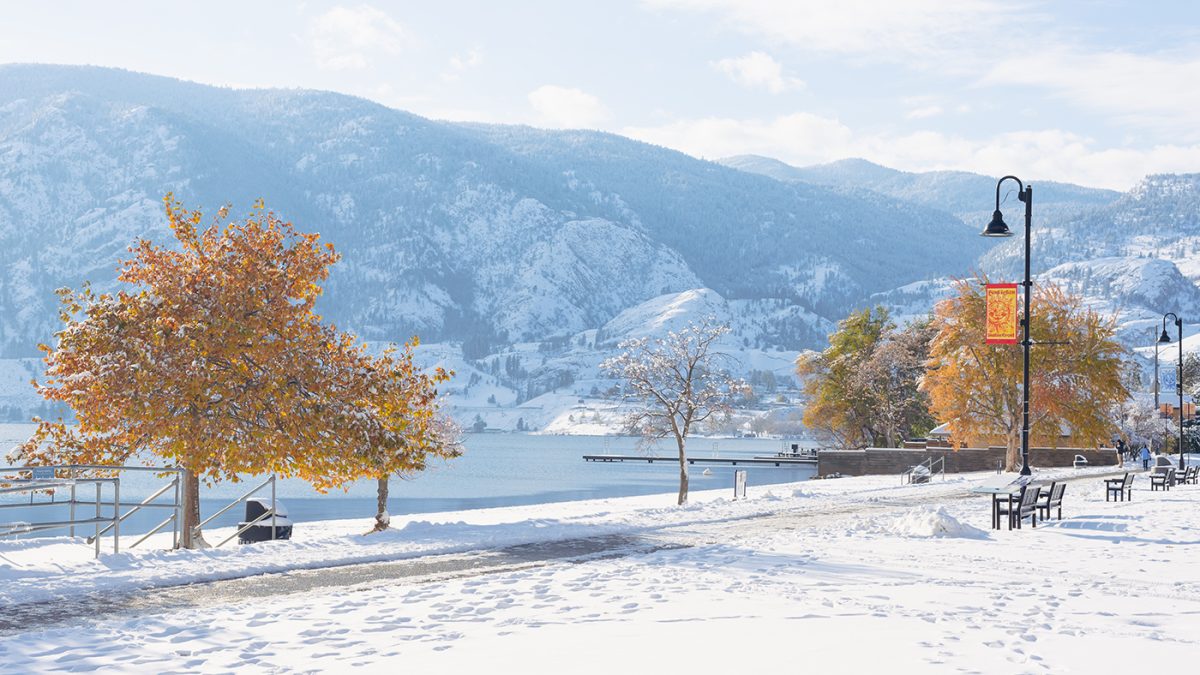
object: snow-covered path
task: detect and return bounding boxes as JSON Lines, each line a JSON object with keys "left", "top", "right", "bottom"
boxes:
{"left": 3, "top": 466, "right": 1198, "bottom": 673}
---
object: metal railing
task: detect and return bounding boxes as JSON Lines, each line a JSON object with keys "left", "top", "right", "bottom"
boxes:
{"left": 196, "top": 474, "right": 277, "bottom": 548}
{"left": 86, "top": 477, "right": 181, "bottom": 549}
{"left": 0, "top": 476, "right": 119, "bottom": 558}
{"left": 1, "top": 465, "right": 182, "bottom": 558}
{"left": 2, "top": 466, "right": 283, "bottom": 555}
{"left": 901, "top": 455, "right": 946, "bottom": 485}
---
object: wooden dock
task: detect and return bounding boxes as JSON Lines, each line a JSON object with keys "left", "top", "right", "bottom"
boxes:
{"left": 583, "top": 454, "right": 817, "bottom": 467}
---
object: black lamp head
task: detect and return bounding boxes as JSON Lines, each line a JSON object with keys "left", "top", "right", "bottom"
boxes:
{"left": 980, "top": 210, "right": 1012, "bottom": 237}
{"left": 1159, "top": 328, "right": 1172, "bottom": 344}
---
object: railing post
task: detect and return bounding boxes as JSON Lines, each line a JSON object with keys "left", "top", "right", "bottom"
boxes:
{"left": 94, "top": 482, "right": 101, "bottom": 559}
{"left": 69, "top": 478, "right": 76, "bottom": 538}
{"left": 113, "top": 478, "right": 120, "bottom": 555}
{"left": 172, "top": 475, "right": 180, "bottom": 550}
{"left": 271, "top": 475, "right": 277, "bottom": 541}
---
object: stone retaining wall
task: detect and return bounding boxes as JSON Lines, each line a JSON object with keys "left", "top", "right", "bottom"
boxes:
{"left": 817, "top": 446, "right": 1120, "bottom": 477}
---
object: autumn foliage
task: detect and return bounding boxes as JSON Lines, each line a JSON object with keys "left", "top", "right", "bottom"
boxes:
{"left": 922, "top": 276, "right": 1129, "bottom": 470}
{"left": 17, "top": 196, "right": 460, "bottom": 546}
{"left": 796, "top": 307, "right": 935, "bottom": 448}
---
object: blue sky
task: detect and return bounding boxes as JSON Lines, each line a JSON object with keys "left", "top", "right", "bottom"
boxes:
{"left": 2, "top": 0, "right": 1198, "bottom": 189}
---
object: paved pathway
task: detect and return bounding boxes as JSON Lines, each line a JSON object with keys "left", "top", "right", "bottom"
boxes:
{"left": 1, "top": 468, "right": 1130, "bottom": 635}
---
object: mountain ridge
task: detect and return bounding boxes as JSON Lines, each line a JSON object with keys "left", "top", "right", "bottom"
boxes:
{"left": 0, "top": 64, "right": 983, "bottom": 358}
{"left": 3, "top": 65, "right": 1199, "bottom": 430}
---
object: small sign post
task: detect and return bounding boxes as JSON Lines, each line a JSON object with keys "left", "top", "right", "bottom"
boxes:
{"left": 733, "top": 469, "right": 747, "bottom": 500}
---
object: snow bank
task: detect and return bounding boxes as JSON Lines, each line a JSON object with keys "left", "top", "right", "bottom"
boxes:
{"left": 884, "top": 505, "right": 990, "bottom": 539}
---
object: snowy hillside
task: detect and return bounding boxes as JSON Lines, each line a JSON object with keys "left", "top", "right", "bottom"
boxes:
{"left": 0, "top": 65, "right": 981, "bottom": 362}
{"left": 723, "top": 155, "right": 1200, "bottom": 366}
{"left": 3, "top": 66, "right": 1200, "bottom": 429}
{"left": 0, "top": 64, "right": 983, "bottom": 427}
{"left": 422, "top": 288, "right": 807, "bottom": 434}
{"left": 973, "top": 174, "right": 1200, "bottom": 346}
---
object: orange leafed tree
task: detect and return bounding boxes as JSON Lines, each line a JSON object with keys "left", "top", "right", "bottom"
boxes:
{"left": 357, "top": 339, "right": 463, "bottom": 533}
{"left": 17, "top": 196, "right": 459, "bottom": 546}
{"left": 922, "top": 275, "right": 1129, "bottom": 470}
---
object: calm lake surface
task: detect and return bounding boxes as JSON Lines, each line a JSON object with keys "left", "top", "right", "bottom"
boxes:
{"left": 1, "top": 424, "right": 816, "bottom": 536}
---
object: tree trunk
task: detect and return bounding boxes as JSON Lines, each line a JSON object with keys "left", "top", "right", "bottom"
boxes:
{"left": 675, "top": 435, "right": 689, "bottom": 506}
{"left": 178, "top": 468, "right": 209, "bottom": 549}
{"left": 370, "top": 475, "right": 390, "bottom": 533}
{"left": 1005, "top": 429, "right": 1020, "bottom": 473}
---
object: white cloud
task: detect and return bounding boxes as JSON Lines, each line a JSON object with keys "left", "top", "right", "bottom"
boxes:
{"left": 443, "top": 48, "right": 484, "bottom": 81}
{"left": 646, "top": 0, "right": 1018, "bottom": 64}
{"left": 712, "top": 51, "right": 803, "bottom": 93}
{"left": 982, "top": 48, "right": 1200, "bottom": 141}
{"left": 528, "top": 85, "right": 610, "bottom": 128}
{"left": 623, "top": 113, "right": 854, "bottom": 165}
{"left": 623, "top": 112, "right": 1200, "bottom": 190}
{"left": 308, "top": 5, "right": 409, "bottom": 71}
{"left": 450, "top": 48, "right": 484, "bottom": 71}
{"left": 651, "top": 0, "right": 1200, "bottom": 145}
{"left": 906, "top": 105, "right": 944, "bottom": 120}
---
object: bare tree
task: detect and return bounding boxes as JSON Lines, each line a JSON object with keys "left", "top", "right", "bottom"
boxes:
{"left": 1117, "top": 398, "right": 1171, "bottom": 454}
{"left": 601, "top": 319, "right": 747, "bottom": 505}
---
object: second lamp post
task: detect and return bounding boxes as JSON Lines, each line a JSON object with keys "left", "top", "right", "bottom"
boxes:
{"left": 1158, "top": 313, "right": 1185, "bottom": 470}
{"left": 981, "top": 175, "right": 1034, "bottom": 476}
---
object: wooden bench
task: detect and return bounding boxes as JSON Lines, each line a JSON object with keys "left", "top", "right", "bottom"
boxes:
{"left": 1105, "top": 473, "right": 1133, "bottom": 501}
{"left": 997, "top": 485, "right": 1041, "bottom": 530}
{"left": 1179, "top": 466, "right": 1199, "bottom": 485}
{"left": 1037, "top": 482, "right": 1066, "bottom": 521}
{"left": 1150, "top": 468, "right": 1176, "bottom": 491}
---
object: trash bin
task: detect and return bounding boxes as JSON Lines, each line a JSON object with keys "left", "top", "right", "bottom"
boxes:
{"left": 238, "top": 498, "right": 292, "bottom": 544}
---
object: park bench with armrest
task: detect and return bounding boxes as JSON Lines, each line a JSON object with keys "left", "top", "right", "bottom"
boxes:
{"left": 1180, "top": 466, "right": 1199, "bottom": 485}
{"left": 997, "top": 485, "right": 1041, "bottom": 530}
{"left": 1037, "top": 482, "right": 1066, "bottom": 521}
{"left": 1150, "top": 468, "right": 1176, "bottom": 491}
{"left": 1105, "top": 473, "right": 1133, "bottom": 501}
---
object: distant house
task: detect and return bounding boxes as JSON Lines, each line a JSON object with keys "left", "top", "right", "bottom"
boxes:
{"left": 1157, "top": 395, "right": 1196, "bottom": 421}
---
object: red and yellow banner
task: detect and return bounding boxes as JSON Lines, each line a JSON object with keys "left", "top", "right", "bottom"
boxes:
{"left": 985, "top": 283, "right": 1019, "bottom": 344}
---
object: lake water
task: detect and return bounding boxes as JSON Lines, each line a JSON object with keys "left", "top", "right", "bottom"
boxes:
{"left": 1, "top": 424, "right": 815, "bottom": 537}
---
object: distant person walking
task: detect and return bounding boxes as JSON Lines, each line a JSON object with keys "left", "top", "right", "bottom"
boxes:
{"left": 1140, "top": 446, "right": 1152, "bottom": 470}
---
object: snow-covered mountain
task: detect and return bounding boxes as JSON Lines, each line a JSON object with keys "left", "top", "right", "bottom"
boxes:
{"left": 3, "top": 65, "right": 1198, "bottom": 429}
{"left": 721, "top": 154, "right": 1200, "bottom": 351}
{"left": 428, "top": 287, "right": 810, "bottom": 435}
{"left": 978, "top": 174, "right": 1200, "bottom": 347}
{"left": 0, "top": 65, "right": 982, "bottom": 362}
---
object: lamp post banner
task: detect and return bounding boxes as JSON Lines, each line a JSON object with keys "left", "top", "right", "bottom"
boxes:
{"left": 985, "top": 283, "right": 1019, "bottom": 344}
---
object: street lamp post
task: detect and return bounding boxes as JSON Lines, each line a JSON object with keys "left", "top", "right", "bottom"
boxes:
{"left": 1158, "top": 313, "right": 1185, "bottom": 470}
{"left": 981, "top": 175, "right": 1034, "bottom": 476}
{"left": 1153, "top": 328, "right": 1160, "bottom": 410}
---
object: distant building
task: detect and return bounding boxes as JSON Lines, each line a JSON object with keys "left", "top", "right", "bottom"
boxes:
{"left": 1157, "top": 395, "right": 1196, "bottom": 421}
{"left": 917, "top": 421, "right": 1072, "bottom": 449}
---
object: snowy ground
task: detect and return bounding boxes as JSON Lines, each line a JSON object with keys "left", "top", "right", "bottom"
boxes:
{"left": 2, "top": 462, "right": 1198, "bottom": 673}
